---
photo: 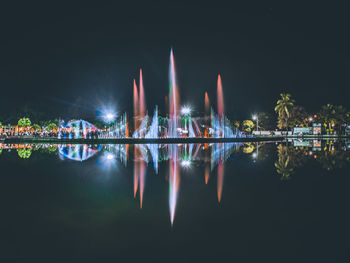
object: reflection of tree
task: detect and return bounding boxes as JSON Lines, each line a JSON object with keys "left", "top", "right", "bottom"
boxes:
{"left": 274, "top": 144, "right": 309, "bottom": 180}
{"left": 40, "top": 145, "right": 58, "bottom": 154}
{"left": 17, "top": 148, "right": 32, "bottom": 159}
{"left": 242, "top": 143, "right": 255, "bottom": 154}
{"left": 317, "top": 149, "right": 350, "bottom": 171}
{"left": 255, "top": 143, "right": 274, "bottom": 160}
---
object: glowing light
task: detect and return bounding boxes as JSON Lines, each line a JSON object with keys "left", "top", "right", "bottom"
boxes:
{"left": 252, "top": 152, "right": 258, "bottom": 159}
{"left": 181, "top": 105, "right": 192, "bottom": 115}
{"left": 106, "top": 113, "right": 115, "bottom": 121}
{"left": 252, "top": 115, "right": 257, "bottom": 120}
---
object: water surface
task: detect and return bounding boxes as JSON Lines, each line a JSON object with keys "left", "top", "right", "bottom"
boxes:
{"left": 0, "top": 140, "right": 349, "bottom": 262}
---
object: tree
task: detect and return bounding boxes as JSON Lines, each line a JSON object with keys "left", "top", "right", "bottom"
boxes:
{"left": 18, "top": 117, "right": 31, "bottom": 127}
{"left": 317, "top": 104, "right": 348, "bottom": 134}
{"left": 242, "top": 120, "right": 255, "bottom": 133}
{"left": 288, "top": 106, "right": 309, "bottom": 128}
{"left": 0, "top": 121, "right": 2, "bottom": 126}
{"left": 275, "top": 93, "right": 295, "bottom": 130}
{"left": 47, "top": 123, "right": 57, "bottom": 131}
{"left": 233, "top": 120, "right": 240, "bottom": 129}
{"left": 256, "top": 112, "right": 275, "bottom": 130}
{"left": 32, "top": 124, "right": 41, "bottom": 131}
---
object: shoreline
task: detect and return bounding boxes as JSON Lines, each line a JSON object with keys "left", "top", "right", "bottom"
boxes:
{"left": 2, "top": 136, "right": 284, "bottom": 144}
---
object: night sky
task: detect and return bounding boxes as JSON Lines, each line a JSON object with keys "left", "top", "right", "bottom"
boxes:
{"left": 1, "top": 1, "right": 350, "bottom": 121}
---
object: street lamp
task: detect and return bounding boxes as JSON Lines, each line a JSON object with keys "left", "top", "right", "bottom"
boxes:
{"left": 181, "top": 105, "right": 192, "bottom": 135}
{"left": 252, "top": 114, "right": 258, "bottom": 131}
{"left": 181, "top": 105, "right": 192, "bottom": 116}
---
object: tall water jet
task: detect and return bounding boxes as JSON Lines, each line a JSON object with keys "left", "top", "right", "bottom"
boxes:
{"left": 139, "top": 69, "right": 146, "bottom": 119}
{"left": 168, "top": 49, "right": 179, "bottom": 138}
{"left": 217, "top": 74, "right": 225, "bottom": 137}
{"left": 205, "top": 91, "right": 210, "bottom": 115}
{"left": 204, "top": 91, "right": 210, "bottom": 137}
{"left": 146, "top": 106, "right": 159, "bottom": 138}
{"left": 133, "top": 79, "right": 139, "bottom": 133}
{"left": 217, "top": 74, "right": 224, "bottom": 119}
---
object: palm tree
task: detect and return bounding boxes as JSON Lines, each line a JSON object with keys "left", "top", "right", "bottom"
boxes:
{"left": 18, "top": 117, "right": 31, "bottom": 127}
{"left": 275, "top": 93, "right": 295, "bottom": 130}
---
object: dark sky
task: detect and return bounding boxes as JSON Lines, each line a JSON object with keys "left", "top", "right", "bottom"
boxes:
{"left": 1, "top": 1, "right": 350, "bottom": 121}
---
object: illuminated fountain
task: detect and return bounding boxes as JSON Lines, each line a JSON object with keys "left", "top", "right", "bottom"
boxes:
{"left": 110, "top": 113, "right": 128, "bottom": 138}
{"left": 145, "top": 106, "right": 159, "bottom": 139}
{"left": 133, "top": 69, "right": 148, "bottom": 138}
{"left": 210, "top": 75, "right": 236, "bottom": 138}
{"left": 133, "top": 79, "right": 139, "bottom": 133}
{"left": 168, "top": 49, "right": 180, "bottom": 138}
{"left": 59, "top": 120, "right": 96, "bottom": 139}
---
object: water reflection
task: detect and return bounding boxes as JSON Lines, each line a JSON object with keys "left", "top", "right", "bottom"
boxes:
{"left": 1, "top": 140, "right": 350, "bottom": 225}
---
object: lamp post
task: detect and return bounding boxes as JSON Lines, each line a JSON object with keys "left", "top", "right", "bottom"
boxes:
{"left": 252, "top": 114, "right": 258, "bottom": 132}
{"left": 181, "top": 106, "right": 192, "bottom": 136}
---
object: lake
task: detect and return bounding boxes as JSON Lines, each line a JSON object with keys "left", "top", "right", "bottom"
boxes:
{"left": 0, "top": 140, "right": 349, "bottom": 262}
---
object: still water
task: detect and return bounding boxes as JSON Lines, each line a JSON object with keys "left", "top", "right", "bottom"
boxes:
{"left": 0, "top": 140, "right": 349, "bottom": 262}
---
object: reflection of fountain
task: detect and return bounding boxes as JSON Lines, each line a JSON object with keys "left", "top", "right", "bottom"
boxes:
{"left": 58, "top": 144, "right": 101, "bottom": 161}
{"left": 169, "top": 144, "right": 180, "bottom": 225}
{"left": 134, "top": 145, "right": 148, "bottom": 208}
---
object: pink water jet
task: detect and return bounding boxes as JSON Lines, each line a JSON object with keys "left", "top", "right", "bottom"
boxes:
{"left": 217, "top": 74, "right": 224, "bottom": 119}
{"left": 139, "top": 69, "right": 146, "bottom": 118}
{"left": 169, "top": 150, "right": 180, "bottom": 225}
{"left": 217, "top": 161, "right": 224, "bottom": 203}
{"left": 169, "top": 49, "right": 179, "bottom": 138}
{"left": 133, "top": 79, "right": 139, "bottom": 132}
{"left": 205, "top": 91, "right": 210, "bottom": 115}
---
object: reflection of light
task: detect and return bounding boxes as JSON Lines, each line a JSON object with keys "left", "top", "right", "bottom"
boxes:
{"left": 181, "top": 105, "right": 192, "bottom": 115}
{"left": 252, "top": 152, "right": 258, "bottom": 159}
{"left": 181, "top": 160, "right": 191, "bottom": 168}
{"left": 106, "top": 153, "right": 114, "bottom": 160}
{"left": 98, "top": 151, "right": 117, "bottom": 169}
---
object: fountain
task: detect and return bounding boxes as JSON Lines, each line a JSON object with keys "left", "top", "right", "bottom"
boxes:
{"left": 168, "top": 49, "right": 179, "bottom": 138}
{"left": 146, "top": 106, "right": 159, "bottom": 138}
{"left": 133, "top": 79, "right": 139, "bottom": 133}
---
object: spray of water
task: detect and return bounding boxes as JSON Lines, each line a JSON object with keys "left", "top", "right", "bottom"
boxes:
{"left": 169, "top": 49, "right": 179, "bottom": 138}
{"left": 133, "top": 79, "right": 139, "bottom": 133}
{"left": 217, "top": 74, "right": 224, "bottom": 119}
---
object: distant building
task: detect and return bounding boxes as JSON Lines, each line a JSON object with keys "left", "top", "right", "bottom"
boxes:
{"left": 293, "top": 127, "right": 312, "bottom": 135}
